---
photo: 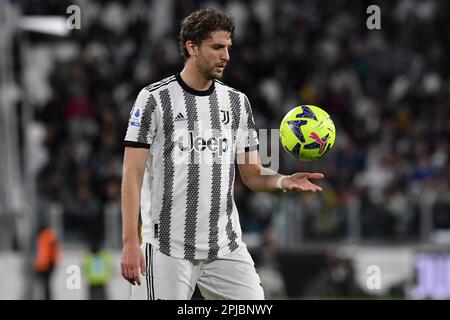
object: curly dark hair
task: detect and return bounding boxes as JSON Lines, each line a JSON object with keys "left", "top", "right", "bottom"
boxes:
{"left": 179, "top": 8, "right": 235, "bottom": 59}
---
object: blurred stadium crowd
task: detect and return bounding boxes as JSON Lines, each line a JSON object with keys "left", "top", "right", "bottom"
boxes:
{"left": 18, "top": 0, "right": 449, "bottom": 254}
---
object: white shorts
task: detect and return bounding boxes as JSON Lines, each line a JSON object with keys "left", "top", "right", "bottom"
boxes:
{"left": 130, "top": 243, "right": 265, "bottom": 300}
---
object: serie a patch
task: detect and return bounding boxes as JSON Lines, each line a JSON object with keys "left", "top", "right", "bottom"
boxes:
{"left": 130, "top": 107, "right": 141, "bottom": 127}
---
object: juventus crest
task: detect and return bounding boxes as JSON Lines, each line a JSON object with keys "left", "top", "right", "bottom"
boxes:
{"left": 220, "top": 110, "right": 230, "bottom": 125}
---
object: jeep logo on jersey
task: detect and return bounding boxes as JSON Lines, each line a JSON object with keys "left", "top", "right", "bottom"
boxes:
{"left": 177, "top": 131, "right": 229, "bottom": 156}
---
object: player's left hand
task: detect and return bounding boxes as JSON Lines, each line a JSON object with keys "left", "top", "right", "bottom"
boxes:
{"left": 282, "top": 172, "right": 324, "bottom": 192}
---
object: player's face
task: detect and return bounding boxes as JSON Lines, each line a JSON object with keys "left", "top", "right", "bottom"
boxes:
{"left": 195, "top": 31, "right": 232, "bottom": 80}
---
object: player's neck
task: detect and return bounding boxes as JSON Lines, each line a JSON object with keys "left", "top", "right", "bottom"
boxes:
{"left": 180, "top": 63, "right": 212, "bottom": 91}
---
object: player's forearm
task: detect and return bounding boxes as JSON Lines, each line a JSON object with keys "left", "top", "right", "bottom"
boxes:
{"left": 244, "top": 167, "right": 285, "bottom": 192}
{"left": 121, "top": 171, "right": 142, "bottom": 246}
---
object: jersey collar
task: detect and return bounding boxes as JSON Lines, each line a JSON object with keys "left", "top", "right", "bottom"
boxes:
{"left": 176, "top": 73, "right": 215, "bottom": 96}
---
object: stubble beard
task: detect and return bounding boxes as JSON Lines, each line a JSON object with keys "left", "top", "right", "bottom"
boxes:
{"left": 202, "top": 67, "right": 222, "bottom": 81}
{"left": 198, "top": 61, "right": 223, "bottom": 81}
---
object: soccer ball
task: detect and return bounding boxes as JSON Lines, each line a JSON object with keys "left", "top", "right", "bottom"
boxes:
{"left": 279, "top": 105, "right": 336, "bottom": 161}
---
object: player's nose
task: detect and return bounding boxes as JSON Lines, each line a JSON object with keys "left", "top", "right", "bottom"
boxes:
{"left": 222, "top": 48, "right": 230, "bottom": 62}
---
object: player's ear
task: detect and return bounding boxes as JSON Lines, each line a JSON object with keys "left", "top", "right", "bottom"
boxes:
{"left": 186, "top": 41, "right": 198, "bottom": 57}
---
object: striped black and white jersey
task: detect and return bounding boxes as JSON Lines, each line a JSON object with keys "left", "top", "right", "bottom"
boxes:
{"left": 124, "top": 74, "right": 259, "bottom": 260}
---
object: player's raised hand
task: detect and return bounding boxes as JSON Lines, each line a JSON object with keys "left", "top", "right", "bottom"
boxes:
{"left": 282, "top": 173, "right": 324, "bottom": 192}
{"left": 121, "top": 243, "right": 146, "bottom": 286}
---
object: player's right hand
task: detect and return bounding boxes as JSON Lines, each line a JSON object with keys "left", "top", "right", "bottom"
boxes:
{"left": 120, "top": 243, "right": 146, "bottom": 286}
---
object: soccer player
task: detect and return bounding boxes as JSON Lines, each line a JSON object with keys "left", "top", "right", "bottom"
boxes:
{"left": 120, "top": 8, "right": 324, "bottom": 300}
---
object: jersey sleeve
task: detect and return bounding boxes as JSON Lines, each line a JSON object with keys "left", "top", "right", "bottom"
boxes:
{"left": 124, "top": 88, "right": 158, "bottom": 148}
{"left": 236, "top": 94, "right": 259, "bottom": 154}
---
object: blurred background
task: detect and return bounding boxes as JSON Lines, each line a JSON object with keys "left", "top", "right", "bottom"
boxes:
{"left": 0, "top": 0, "right": 449, "bottom": 300}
